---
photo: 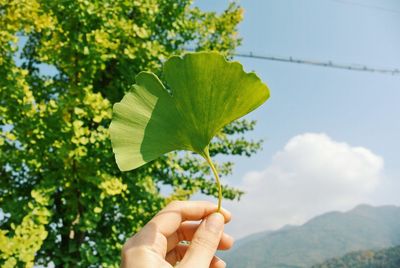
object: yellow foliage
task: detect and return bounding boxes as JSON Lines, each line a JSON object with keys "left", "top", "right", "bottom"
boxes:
{"left": 0, "top": 189, "right": 52, "bottom": 265}
{"left": 99, "top": 175, "right": 127, "bottom": 197}
{"left": 0, "top": 0, "right": 244, "bottom": 265}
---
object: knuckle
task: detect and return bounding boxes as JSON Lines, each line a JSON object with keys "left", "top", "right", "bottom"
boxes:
{"left": 201, "top": 200, "right": 214, "bottom": 207}
{"left": 192, "top": 234, "right": 217, "bottom": 253}
{"left": 168, "top": 200, "right": 183, "bottom": 208}
{"left": 121, "top": 245, "right": 145, "bottom": 260}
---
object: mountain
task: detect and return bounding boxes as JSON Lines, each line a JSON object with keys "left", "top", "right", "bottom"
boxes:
{"left": 312, "top": 245, "right": 400, "bottom": 268}
{"left": 220, "top": 204, "right": 400, "bottom": 268}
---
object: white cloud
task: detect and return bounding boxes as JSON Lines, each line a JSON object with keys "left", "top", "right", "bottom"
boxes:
{"left": 223, "top": 133, "right": 385, "bottom": 238}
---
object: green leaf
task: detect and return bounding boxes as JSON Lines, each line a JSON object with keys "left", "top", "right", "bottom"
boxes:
{"left": 109, "top": 52, "right": 270, "bottom": 171}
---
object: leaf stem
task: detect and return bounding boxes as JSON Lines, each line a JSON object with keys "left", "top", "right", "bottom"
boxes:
{"left": 202, "top": 147, "right": 222, "bottom": 212}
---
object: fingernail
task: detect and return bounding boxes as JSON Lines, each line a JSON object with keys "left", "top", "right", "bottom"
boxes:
{"left": 216, "top": 258, "right": 226, "bottom": 268}
{"left": 220, "top": 260, "right": 226, "bottom": 268}
{"left": 205, "top": 213, "right": 224, "bottom": 232}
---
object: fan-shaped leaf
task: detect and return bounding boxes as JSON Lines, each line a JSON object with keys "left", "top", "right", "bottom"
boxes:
{"left": 109, "top": 52, "right": 270, "bottom": 171}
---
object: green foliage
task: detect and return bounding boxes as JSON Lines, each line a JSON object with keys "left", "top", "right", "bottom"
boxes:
{"left": 221, "top": 205, "right": 400, "bottom": 268}
{"left": 312, "top": 246, "right": 400, "bottom": 268}
{"left": 0, "top": 0, "right": 262, "bottom": 266}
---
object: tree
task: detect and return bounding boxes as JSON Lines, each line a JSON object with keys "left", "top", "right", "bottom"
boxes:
{"left": 312, "top": 246, "right": 400, "bottom": 268}
{"left": 0, "top": 0, "right": 262, "bottom": 266}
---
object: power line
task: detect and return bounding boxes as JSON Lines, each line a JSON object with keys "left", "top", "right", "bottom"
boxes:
{"left": 328, "top": 0, "right": 400, "bottom": 14}
{"left": 184, "top": 48, "right": 399, "bottom": 75}
{"left": 232, "top": 52, "right": 400, "bottom": 75}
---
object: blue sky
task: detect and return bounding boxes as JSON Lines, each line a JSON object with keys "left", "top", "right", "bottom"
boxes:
{"left": 198, "top": 0, "right": 400, "bottom": 179}
{"left": 194, "top": 0, "right": 400, "bottom": 237}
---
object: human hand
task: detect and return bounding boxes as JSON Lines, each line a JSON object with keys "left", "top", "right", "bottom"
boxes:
{"left": 121, "top": 201, "right": 234, "bottom": 268}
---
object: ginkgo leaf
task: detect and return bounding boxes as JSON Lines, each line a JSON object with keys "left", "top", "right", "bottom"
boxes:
{"left": 109, "top": 52, "right": 270, "bottom": 210}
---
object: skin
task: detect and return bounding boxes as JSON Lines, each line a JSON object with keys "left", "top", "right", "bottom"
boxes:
{"left": 121, "top": 201, "right": 234, "bottom": 268}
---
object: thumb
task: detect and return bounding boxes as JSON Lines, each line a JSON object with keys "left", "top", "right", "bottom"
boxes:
{"left": 179, "top": 213, "right": 225, "bottom": 267}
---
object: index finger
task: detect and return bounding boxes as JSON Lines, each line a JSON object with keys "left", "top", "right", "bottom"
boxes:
{"left": 149, "top": 201, "right": 231, "bottom": 237}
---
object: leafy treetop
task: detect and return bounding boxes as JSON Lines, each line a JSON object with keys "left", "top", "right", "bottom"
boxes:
{"left": 0, "top": 0, "right": 261, "bottom": 267}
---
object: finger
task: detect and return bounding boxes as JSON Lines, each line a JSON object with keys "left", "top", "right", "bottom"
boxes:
{"left": 178, "top": 213, "right": 225, "bottom": 267}
{"left": 166, "top": 244, "right": 188, "bottom": 265}
{"left": 150, "top": 201, "right": 231, "bottom": 237}
{"left": 167, "top": 222, "right": 234, "bottom": 252}
{"left": 210, "top": 256, "right": 227, "bottom": 268}
{"left": 166, "top": 244, "right": 226, "bottom": 268}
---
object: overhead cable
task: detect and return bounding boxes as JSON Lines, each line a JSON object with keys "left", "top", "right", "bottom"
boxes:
{"left": 329, "top": 0, "right": 400, "bottom": 14}
{"left": 184, "top": 47, "right": 399, "bottom": 75}
{"left": 233, "top": 51, "right": 400, "bottom": 75}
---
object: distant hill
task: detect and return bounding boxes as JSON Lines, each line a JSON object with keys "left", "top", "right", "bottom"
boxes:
{"left": 312, "top": 245, "right": 400, "bottom": 268}
{"left": 220, "top": 204, "right": 400, "bottom": 268}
